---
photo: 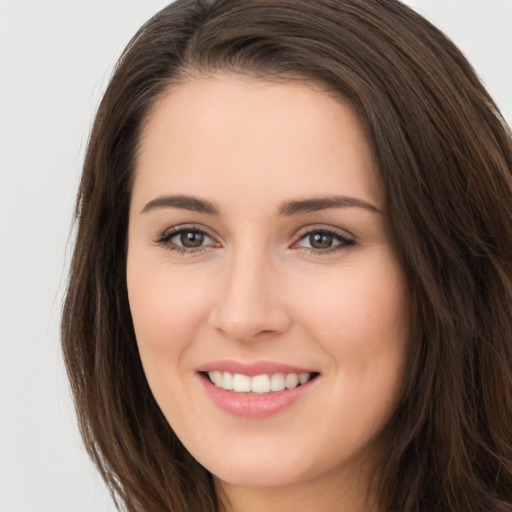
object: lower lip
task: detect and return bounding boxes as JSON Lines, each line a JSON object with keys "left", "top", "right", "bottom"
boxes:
{"left": 198, "top": 375, "right": 317, "bottom": 419}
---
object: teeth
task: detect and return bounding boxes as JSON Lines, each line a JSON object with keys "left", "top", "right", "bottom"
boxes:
{"left": 222, "top": 371, "right": 234, "bottom": 390}
{"left": 233, "top": 373, "right": 251, "bottom": 392}
{"left": 299, "top": 372, "right": 310, "bottom": 385}
{"left": 207, "top": 371, "right": 313, "bottom": 394}
{"left": 251, "top": 374, "right": 270, "bottom": 393}
{"left": 213, "top": 370, "right": 223, "bottom": 387}
{"left": 270, "top": 373, "right": 285, "bottom": 392}
{"left": 285, "top": 373, "right": 299, "bottom": 389}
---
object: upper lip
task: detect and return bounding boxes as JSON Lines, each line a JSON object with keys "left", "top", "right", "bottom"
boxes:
{"left": 195, "top": 360, "right": 317, "bottom": 376}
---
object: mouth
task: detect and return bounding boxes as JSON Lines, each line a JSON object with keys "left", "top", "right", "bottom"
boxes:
{"left": 196, "top": 363, "right": 320, "bottom": 418}
{"left": 201, "top": 370, "right": 319, "bottom": 394}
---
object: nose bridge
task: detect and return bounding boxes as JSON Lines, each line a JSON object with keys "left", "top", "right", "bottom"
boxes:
{"left": 209, "top": 240, "right": 289, "bottom": 341}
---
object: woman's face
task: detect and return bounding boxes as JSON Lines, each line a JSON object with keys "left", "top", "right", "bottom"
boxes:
{"left": 127, "top": 74, "right": 409, "bottom": 504}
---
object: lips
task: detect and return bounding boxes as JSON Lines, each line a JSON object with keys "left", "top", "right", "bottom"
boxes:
{"left": 196, "top": 360, "right": 319, "bottom": 418}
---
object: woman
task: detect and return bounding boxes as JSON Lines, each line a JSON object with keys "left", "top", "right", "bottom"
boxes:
{"left": 62, "top": 1, "right": 512, "bottom": 511}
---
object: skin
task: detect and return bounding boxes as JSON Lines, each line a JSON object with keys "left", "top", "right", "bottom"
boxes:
{"left": 127, "top": 74, "right": 410, "bottom": 512}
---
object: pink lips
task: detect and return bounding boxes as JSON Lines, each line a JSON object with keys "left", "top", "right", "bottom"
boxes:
{"left": 196, "top": 360, "right": 314, "bottom": 376}
{"left": 196, "top": 360, "right": 318, "bottom": 419}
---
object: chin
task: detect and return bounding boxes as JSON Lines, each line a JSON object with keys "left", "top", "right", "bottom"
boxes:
{"left": 210, "top": 460, "right": 309, "bottom": 489}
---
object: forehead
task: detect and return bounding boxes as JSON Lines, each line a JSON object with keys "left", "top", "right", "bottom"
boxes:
{"left": 134, "top": 74, "right": 380, "bottom": 211}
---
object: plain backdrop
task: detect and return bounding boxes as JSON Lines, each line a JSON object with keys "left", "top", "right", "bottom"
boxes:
{"left": 0, "top": 1, "right": 511, "bottom": 511}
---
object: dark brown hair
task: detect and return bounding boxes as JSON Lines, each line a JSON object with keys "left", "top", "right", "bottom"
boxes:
{"left": 62, "top": 1, "right": 512, "bottom": 511}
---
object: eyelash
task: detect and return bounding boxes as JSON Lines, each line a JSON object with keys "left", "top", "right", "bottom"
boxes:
{"left": 154, "top": 225, "right": 356, "bottom": 255}
{"left": 154, "top": 225, "right": 217, "bottom": 255}
{"left": 293, "top": 227, "right": 356, "bottom": 254}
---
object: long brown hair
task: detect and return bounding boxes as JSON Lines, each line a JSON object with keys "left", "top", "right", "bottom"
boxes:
{"left": 62, "top": 1, "right": 512, "bottom": 510}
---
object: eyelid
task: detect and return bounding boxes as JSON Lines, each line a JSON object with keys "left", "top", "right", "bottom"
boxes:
{"left": 154, "top": 224, "right": 221, "bottom": 251}
{"left": 153, "top": 223, "right": 355, "bottom": 254}
{"left": 295, "top": 223, "right": 355, "bottom": 239}
{"left": 291, "top": 224, "right": 356, "bottom": 253}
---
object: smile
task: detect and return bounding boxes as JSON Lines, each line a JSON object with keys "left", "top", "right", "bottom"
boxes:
{"left": 207, "top": 371, "right": 315, "bottom": 394}
{"left": 196, "top": 362, "right": 320, "bottom": 418}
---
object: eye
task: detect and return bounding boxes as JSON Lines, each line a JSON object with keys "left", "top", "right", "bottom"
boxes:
{"left": 155, "top": 226, "right": 218, "bottom": 253}
{"left": 175, "top": 230, "right": 208, "bottom": 248}
{"left": 294, "top": 227, "right": 355, "bottom": 253}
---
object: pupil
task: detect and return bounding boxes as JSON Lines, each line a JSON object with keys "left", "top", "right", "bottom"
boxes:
{"left": 310, "top": 232, "right": 333, "bottom": 249}
{"left": 181, "top": 231, "right": 204, "bottom": 247}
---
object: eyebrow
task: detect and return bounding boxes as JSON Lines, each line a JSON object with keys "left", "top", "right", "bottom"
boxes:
{"left": 279, "top": 196, "right": 381, "bottom": 215}
{"left": 141, "top": 195, "right": 219, "bottom": 215}
{"left": 140, "top": 194, "right": 381, "bottom": 216}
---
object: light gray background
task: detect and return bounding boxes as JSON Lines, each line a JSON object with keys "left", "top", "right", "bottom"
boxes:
{"left": 0, "top": 1, "right": 511, "bottom": 511}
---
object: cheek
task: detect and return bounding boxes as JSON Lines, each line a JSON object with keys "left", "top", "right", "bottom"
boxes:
{"left": 289, "top": 254, "right": 410, "bottom": 411}
{"left": 293, "top": 259, "right": 409, "bottom": 349}
{"left": 128, "top": 257, "right": 208, "bottom": 342}
{"left": 126, "top": 257, "right": 211, "bottom": 392}
{"left": 126, "top": 260, "right": 212, "bottom": 434}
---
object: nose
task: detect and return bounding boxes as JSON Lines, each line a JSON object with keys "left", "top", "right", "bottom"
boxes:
{"left": 208, "top": 248, "right": 291, "bottom": 343}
